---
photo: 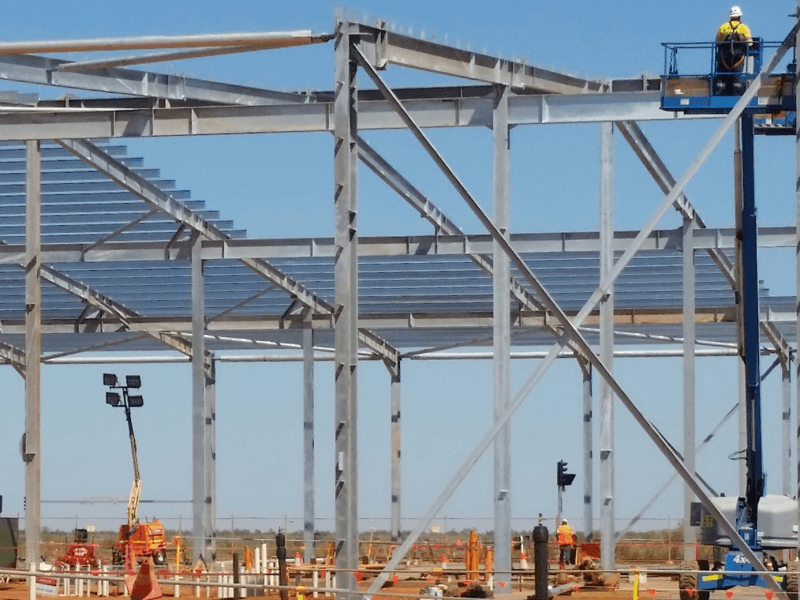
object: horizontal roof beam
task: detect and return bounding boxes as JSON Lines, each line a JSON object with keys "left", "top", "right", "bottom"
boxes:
{"left": 0, "top": 305, "right": 766, "bottom": 334}
{"left": 0, "top": 92, "right": 708, "bottom": 140}
{"left": 0, "top": 226, "right": 789, "bottom": 264}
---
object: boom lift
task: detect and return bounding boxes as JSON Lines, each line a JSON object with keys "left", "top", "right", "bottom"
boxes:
{"left": 661, "top": 27, "right": 798, "bottom": 600}
{"left": 104, "top": 374, "right": 167, "bottom": 566}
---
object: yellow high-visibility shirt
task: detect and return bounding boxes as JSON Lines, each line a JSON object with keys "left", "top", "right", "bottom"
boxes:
{"left": 716, "top": 20, "right": 752, "bottom": 43}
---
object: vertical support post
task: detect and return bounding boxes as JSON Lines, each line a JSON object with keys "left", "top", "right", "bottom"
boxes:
{"left": 682, "top": 217, "right": 697, "bottom": 561}
{"left": 24, "top": 139, "right": 41, "bottom": 573}
{"left": 580, "top": 360, "right": 593, "bottom": 540}
{"left": 782, "top": 360, "right": 791, "bottom": 497}
{"left": 303, "top": 322, "right": 316, "bottom": 564}
{"left": 795, "top": 1, "right": 800, "bottom": 566}
{"left": 207, "top": 358, "right": 216, "bottom": 557}
{"left": 334, "top": 13, "right": 359, "bottom": 598}
{"left": 192, "top": 232, "right": 209, "bottom": 560}
{"left": 492, "top": 84, "right": 511, "bottom": 594}
{"left": 598, "top": 122, "right": 615, "bottom": 570}
{"left": 390, "top": 361, "right": 402, "bottom": 542}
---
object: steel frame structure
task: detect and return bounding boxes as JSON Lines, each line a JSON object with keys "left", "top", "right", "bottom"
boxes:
{"left": 1, "top": 8, "right": 798, "bottom": 600}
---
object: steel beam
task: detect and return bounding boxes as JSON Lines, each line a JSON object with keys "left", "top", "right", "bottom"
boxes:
{"left": 303, "top": 322, "right": 316, "bottom": 564}
{"left": 24, "top": 139, "right": 42, "bottom": 572}
{"left": 580, "top": 360, "right": 593, "bottom": 540}
{"left": 682, "top": 218, "right": 697, "bottom": 561}
{"left": 0, "top": 91, "right": 709, "bottom": 141}
{"left": 390, "top": 361, "right": 401, "bottom": 542}
{"left": 191, "top": 233, "right": 210, "bottom": 561}
{"left": 0, "top": 227, "right": 792, "bottom": 265}
{"left": 598, "top": 121, "right": 615, "bottom": 570}
{"left": 206, "top": 359, "right": 217, "bottom": 558}
{"left": 334, "top": 19, "right": 359, "bottom": 599}
{"left": 782, "top": 359, "right": 792, "bottom": 496}
{"left": 0, "top": 30, "right": 332, "bottom": 56}
{"left": 795, "top": 0, "right": 800, "bottom": 569}
{"left": 492, "top": 85, "right": 511, "bottom": 593}
{"left": 355, "top": 21, "right": 603, "bottom": 94}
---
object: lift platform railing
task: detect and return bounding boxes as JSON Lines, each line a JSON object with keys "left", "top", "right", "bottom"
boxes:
{"left": 660, "top": 40, "right": 796, "bottom": 116}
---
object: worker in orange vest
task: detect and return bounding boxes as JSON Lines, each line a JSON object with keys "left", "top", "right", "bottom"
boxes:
{"left": 557, "top": 519, "right": 576, "bottom": 565}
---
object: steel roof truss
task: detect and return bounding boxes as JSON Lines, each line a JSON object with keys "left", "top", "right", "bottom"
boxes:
{"left": 45, "top": 332, "right": 151, "bottom": 361}
{"left": 207, "top": 286, "right": 275, "bottom": 323}
{"left": 356, "top": 134, "right": 552, "bottom": 321}
{"left": 82, "top": 208, "right": 160, "bottom": 253}
{"left": 57, "top": 138, "right": 401, "bottom": 365}
{"left": 617, "top": 121, "right": 793, "bottom": 367}
{"left": 38, "top": 263, "right": 215, "bottom": 372}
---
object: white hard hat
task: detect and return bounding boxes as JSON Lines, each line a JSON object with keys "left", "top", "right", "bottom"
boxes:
{"left": 730, "top": 6, "right": 743, "bottom": 18}
{"left": 561, "top": 519, "right": 568, "bottom": 524}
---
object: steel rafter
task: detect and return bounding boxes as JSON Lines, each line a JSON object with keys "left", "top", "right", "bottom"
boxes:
{"left": 0, "top": 53, "right": 320, "bottom": 106}
{"left": 0, "top": 30, "right": 332, "bottom": 56}
{"left": 617, "top": 121, "right": 794, "bottom": 366}
{"left": 56, "top": 138, "right": 401, "bottom": 368}
{"left": 355, "top": 20, "right": 604, "bottom": 94}
{"left": 356, "top": 134, "right": 552, "bottom": 318}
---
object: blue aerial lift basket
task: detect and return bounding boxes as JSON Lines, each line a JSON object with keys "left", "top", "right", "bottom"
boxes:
{"left": 661, "top": 39, "right": 796, "bottom": 132}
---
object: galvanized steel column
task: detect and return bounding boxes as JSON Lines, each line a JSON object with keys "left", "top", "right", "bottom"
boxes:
{"left": 192, "top": 233, "right": 209, "bottom": 560}
{"left": 206, "top": 359, "right": 216, "bottom": 557}
{"left": 598, "top": 122, "right": 615, "bottom": 570}
{"left": 303, "top": 324, "right": 316, "bottom": 564}
{"left": 795, "top": 0, "right": 800, "bottom": 568}
{"left": 24, "top": 140, "right": 41, "bottom": 572}
{"left": 682, "top": 218, "right": 697, "bottom": 561}
{"left": 492, "top": 84, "right": 511, "bottom": 593}
{"left": 334, "top": 15, "right": 359, "bottom": 597}
{"left": 390, "top": 362, "right": 401, "bottom": 542}
{"left": 782, "top": 363, "right": 791, "bottom": 497}
{"left": 581, "top": 361, "right": 593, "bottom": 540}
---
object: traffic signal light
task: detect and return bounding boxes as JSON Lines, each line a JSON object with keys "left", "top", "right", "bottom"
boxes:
{"left": 557, "top": 460, "right": 576, "bottom": 489}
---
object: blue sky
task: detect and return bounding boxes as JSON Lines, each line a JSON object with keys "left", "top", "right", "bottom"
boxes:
{"left": 0, "top": 0, "right": 797, "bottom": 546}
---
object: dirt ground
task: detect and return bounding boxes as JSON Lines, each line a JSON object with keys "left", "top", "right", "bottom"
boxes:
{"left": 0, "top": 569, "right": 781, "bottom": 600}
{"left": 0, "top": 573, "right": 644, "bottom": 600}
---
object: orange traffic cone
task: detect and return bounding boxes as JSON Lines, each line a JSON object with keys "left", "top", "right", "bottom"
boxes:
{"left": 125, "top": 559, "right": 163, "bottom": 600}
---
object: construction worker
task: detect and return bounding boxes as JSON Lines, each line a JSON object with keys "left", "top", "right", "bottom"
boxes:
{"left": 557, "top": 519, "right": 576, "bottom": 565}
{"left": 714, "top": 6, "right": 753, "bottom": 95}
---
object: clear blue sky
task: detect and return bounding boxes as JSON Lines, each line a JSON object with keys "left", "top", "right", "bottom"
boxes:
{"left": 0, "top": 0, "right": 797, "bottom": 544}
